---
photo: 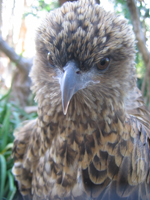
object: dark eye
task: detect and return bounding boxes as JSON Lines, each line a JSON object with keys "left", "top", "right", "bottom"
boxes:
{"left": 97, "top": 57, "right": 110, "bottom": 70}
{"left": 47, "top": 52, "right": 54, "bottom": 66}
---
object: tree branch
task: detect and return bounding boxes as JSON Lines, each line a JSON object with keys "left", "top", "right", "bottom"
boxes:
{"left": 59, "top": 0, "right": 99, "bottom": 6}
{"left": 0, "top": 35, "right": 32, "bottom": 74}
{"left": 0, "top": 35, "right": 33, "bottom": 106}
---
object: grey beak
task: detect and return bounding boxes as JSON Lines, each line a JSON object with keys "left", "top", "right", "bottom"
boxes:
{"left": 60, "top": 61, "right": 81, "bottom": 115}
{"left": 58, "top": 60, "right": 99, "bottom": 115}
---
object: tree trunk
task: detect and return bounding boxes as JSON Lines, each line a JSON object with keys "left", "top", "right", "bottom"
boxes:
{"left": 126, "top": 0, "right": 150, "bottom": 108}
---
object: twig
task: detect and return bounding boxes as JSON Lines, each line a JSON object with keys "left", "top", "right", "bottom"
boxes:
{"left": 24, "top": 106, "right": 37, "bottom": 114}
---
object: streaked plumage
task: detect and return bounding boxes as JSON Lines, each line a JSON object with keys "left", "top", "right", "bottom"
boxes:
{"left": 12, "top": 0, "right": 150, "bottom": 199}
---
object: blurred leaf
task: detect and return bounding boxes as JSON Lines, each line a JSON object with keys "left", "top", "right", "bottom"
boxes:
{"left": 0, "top": 104, "right": 11, "bottom": 152}
{"left": 0, "top": 154, "right": 6, "bottom": 199}
{"left": 0, "top": 90, "right": 37, "bottom": 200}
{"left": 0, "top": 89, "right": 11, "bottom": 102}
{"left": 24, "top": 0, "right": 59, "bottom": 18}
{"left": 7, "top": 171, "right": 16, "bottom": 200}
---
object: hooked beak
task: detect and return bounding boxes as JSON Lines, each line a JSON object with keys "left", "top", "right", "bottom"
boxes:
{"left": 60, "top": 61, "right": 82, "bottom": 115}
{"left": 57, "top": 60, "right": 99, "bottom": 115}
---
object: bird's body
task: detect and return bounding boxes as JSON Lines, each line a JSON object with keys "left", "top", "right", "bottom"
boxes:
{"left": 13, "top": 0, "right": 150, "bottom": 199}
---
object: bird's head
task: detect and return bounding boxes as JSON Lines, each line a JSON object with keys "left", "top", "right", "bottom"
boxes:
{"left": 31, "top": 0, "right": 136, "bottom": 117}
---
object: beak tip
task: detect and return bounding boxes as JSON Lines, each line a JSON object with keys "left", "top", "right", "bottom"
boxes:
{"left": 63, "top": 109, "right": 67, "bottom": 115}
{"left": 62, "top": 101, "right": 69, "bottom": 115}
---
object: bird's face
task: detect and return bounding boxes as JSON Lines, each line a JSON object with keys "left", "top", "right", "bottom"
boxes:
{"left": 31, "top": 0, "right": 136, "bottom": 116}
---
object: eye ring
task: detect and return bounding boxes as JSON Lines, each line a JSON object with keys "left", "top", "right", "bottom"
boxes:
{"left": 97, "top": 57, "right": 110, "bottom": 71}
{"left": 47, "top": 52, "right": 54, "bottom": 66}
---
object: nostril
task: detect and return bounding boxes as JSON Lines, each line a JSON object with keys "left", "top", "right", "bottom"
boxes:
{"left": 76, "top": 70, "right": 81, "bottom": 74}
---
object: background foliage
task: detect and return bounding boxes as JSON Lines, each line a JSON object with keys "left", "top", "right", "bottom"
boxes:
{"left": 0, "top": 90, "right": 37, "bottom": 200}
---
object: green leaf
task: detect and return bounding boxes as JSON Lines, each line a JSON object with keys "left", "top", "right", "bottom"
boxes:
{"left": 8, "top": 171, "right": 15, "bottom": 191}
{"left": 0, "top": 154, "right": 6, "bottom": 199}
{"left": 7, "top": 171, "right": 16, "bottom": 200}
{"left": 0, "top": 104, "right": 11, "bottom": 151}
{"left": 0, "top": 89, "right": 11, "bottom": 102}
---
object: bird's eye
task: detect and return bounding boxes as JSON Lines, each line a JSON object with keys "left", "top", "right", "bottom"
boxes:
{"left": 97, "top": 57, "right": 110, "bottom": 70}
{"left": 47, "top": 52, "right": 54, "bottom": 66}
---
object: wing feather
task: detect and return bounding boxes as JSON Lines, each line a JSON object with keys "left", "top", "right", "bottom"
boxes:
{"left": 12, "top": 120, "right": 36, "bottom": 196}
{"left": 81, "top": 88, "right": 150, "bottom": 199}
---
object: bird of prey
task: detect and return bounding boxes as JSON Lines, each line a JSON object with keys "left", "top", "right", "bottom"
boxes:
{"left": 12, "top": 0, "right": 150, "bottom": 199}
